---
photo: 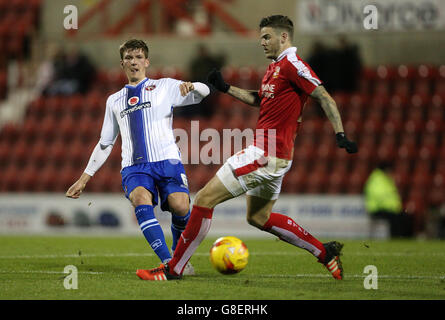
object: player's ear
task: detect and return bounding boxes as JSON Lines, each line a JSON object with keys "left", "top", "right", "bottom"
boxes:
{"left": 120, "top": 60, "right": 124, "bottom": 69}
{"left": 144, "top": 58, "right": 150, "bottom": 68}
{"left": 280, "top": 32, "right": 288, "bottom": 44}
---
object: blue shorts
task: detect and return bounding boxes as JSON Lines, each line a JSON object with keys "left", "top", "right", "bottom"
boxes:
{"left": 121, "top": 160, "right": 189, "bottom": 212}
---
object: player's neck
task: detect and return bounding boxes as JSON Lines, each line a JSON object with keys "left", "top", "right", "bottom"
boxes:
{"left": 276, "top": 44, "right": 292, "bottom": 58}
{"left": 128, "top": 76, "right": 147, "bottom": 86}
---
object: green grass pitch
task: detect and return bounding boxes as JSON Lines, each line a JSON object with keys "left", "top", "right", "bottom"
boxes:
{"left": 0, "top": 235, "right": 444, "bottom": 300}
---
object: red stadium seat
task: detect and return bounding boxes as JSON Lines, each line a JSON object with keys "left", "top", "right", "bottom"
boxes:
{"left": 0, "top": 122, "right": 20, "bottom": 143}
{"left": 221, "top": 66, "right": 240, "bottom": 86}
{"left": 299, "top": 119, "right": 323, "bottom": 136}
{"left": 345, "top": 169, "right": 367, "bottom": 194}
{"left": 55, "top": 163, "right": 78, "bottom": 192}
{"left": 392, "top": 79, "right": 411, "bottom": 100}
{"left": 18, "top": 163, "right": 39, "bottom": 191}
{"left": 29, "top": 138, "right": 48, "bottom": 167}
{"left": 415, "top": 64, "right": 436, "bottom": 80}
{"left": 48, "top": 139, "right": 68, "bottom": 168}
{"left": 59, "top": 115, "right": 77, "bottom": 143}
{"left": 362, "top": 117, "right": 382, "bottom": 135}
{"left": 36, "top": 164, "right": 59, "bottom": 192}
{"left": 326, "top": 163, "right": 348, "bottom": 194}
{"left": 283, "top": 164, "right": 307, "bottom": 193}
{"left": 2, "top": 163, "right": 20, "bottom": 191}
{"left": 66, "top": 94, "right": 84, "bottom": 119}
{"left": 383, "top": 107, "right": 404, "bottom": 134}
{"left": 376, "top": 65, "right": 397, "bottom": 80}
{"left": 39, "top": 115, "right": 58, "bottom": 142}
{"left": 238, "top": 66, "right": 261, "bottom": 88}
{"left": 305, "top": 161, "right": 329, "bottom": 194}
{"left": 403, "top": 106, "right": 425, "bottom": 134}
{"left": 22, "top": 117, "right": 39, "bottom": 143}
{"left": 316, "top": 139, "right": 336, "bottom": 160}
{"left": 0, "top": 140, "right": 9, "bottom": 167}
{"left": 26, "top": 96, "right": 46, "bottom": 120}
{"left": 293, "top": 135, "right": 316, "bottom": 162}
{"left": 10, "top": 139, "right": 28, "bottom": 168}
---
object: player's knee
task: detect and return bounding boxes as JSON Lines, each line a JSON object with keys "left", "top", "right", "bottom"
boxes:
{"left": 169, "top": 201, "right": 189, "bottom": 216}
{"left": 129, "top": 187, "right": 152, "bottom": 207}
{"left": 193, "top": 187, "right": 212, "bottom": 208}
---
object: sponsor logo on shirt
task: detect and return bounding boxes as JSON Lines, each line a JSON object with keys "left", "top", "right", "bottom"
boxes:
{"left": 120, "top": 101, "right": 152, "bottom": 118}
{"left": 261, "top": 83, "right": 275, "bottom": 99}
{"left": 145, "top": 85, "right": 156, "bottom": 91}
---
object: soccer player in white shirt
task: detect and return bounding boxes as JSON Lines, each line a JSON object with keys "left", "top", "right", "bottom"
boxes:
{"left": 66, "top": 39, "right": 210, "bottom": 274}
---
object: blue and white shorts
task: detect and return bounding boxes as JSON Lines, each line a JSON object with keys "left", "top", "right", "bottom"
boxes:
{"left": 121, "top": 159, "right": 189, "bottom": 211}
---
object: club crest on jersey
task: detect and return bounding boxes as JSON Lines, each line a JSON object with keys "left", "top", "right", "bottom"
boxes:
{"left": 273, "top": 66, "right": 280, "bottom": 78}
{"left": 128, "top": 96, "right": 139, "bottom": 106}
{"left": 145, "top": 85, "right": 156, "bottom": 91}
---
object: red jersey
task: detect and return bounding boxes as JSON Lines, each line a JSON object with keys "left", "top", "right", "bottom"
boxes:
{"left": 255, "top": 47, "right": 321, "bottom": 160}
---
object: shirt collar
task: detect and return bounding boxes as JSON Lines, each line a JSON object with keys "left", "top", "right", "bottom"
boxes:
{"left": 125, "top": 77, "right": 148, "bottom": 89}
{"left": 274, "top": 47, "right": 297, "bottom": 62}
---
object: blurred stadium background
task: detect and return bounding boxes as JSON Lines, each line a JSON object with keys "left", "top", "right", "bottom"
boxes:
{"left": 0, "top": 0, "right": 444, "bottom": 239}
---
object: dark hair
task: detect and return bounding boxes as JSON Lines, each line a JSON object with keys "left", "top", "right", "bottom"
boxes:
{"left": 119, "top": 39, "right": 149, "bottom": 60}
{"left": 259, "top": 15, "right": 294, "bottom": 39}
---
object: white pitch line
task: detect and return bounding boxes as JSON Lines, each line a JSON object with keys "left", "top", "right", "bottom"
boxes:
{"left": 0, "top": 270, "right": 104, "bottom": 275}
{"left": 0, "top": 270, "right": 443, "bottom": 280}
{"left": 1, "top": 251, "right": 444, "bottom": 260}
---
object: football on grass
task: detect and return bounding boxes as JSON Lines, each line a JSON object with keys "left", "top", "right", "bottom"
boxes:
{"left": 209, "top": 236, "right": 249, "bottom": 274}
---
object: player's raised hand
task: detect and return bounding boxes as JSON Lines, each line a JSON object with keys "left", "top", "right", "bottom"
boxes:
{"left": 179, "top": 82, "right": 194, "bottom": 96}
{"left": 335, "top": 132, "right": 358, "bottom": 154}
{"left": 207, "top": 69, "right": 230, "bottom": 93}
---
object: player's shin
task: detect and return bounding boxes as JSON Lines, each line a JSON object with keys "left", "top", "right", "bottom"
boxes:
{"left": 168, "top": 205, "right": 213, "bottom": 275}
{"left": 171, "top": 210, "right": 190, "bottom": 252}
{"left": 262, "top": 212, "right": 326, "bottom": 261}
{"left": 135, "top": 205, "right": 172, "bottom": 263}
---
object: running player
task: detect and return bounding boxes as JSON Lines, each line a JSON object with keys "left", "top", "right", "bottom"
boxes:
{"left": 66, "top": 39, "right": 210, "bottom": 274}
{"left": 136, "top": 15, "right": 357, "bottom": 281}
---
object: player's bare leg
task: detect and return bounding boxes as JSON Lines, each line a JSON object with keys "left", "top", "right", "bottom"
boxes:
{"left": 193, "top": 175, "right": 235, "bottom": 208}
{"left": 129, "top": 186, "right": 154, "bottom": 207}
{"left": 136, "top": 175, "right": 234, "bottom": 280}
{"left": 245, "top": 195, "right": 276, "bottom": 228}
{"left": 167, "top": 192, "right": 190, "bottom": 217}
{"left": 246, "top": 194, "right": 343, "bottom": 280}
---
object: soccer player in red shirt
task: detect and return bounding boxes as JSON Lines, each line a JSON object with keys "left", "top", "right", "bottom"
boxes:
{"left": 137, "top": 15, "right": 357, "bottom": 281}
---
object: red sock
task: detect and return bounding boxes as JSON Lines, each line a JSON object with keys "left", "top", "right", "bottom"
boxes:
{"left": 168, "top": 205, "right": 213, "bottom": 275}
{"left": 263, "top": 213, "right": 326, "bottom": 261}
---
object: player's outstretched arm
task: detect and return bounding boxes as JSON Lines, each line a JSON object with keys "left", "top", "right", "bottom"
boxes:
{"left": 207, "top": 69, "right": 260, "bottom": 107}
{"left": 66, "top": 142, "right": 114, "bottom": 198}
{"left": 179, "top": 81, "right": 210, "bottom": 98}
{"left": 311, "top": 85, "right": 358, "bottom": 153}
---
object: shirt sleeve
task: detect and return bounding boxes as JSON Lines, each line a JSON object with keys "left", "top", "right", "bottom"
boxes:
{"left": 166, "top": 78, "right": 209, "bottom": 107}
{"left": 99, "top": 96, "right": 119, "bottom": 146}
{"left": 84, "top": 96, "right": 119, "bottom": 176}
{"left": 285, "top": 56, "right": 322, "bottom": 95}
